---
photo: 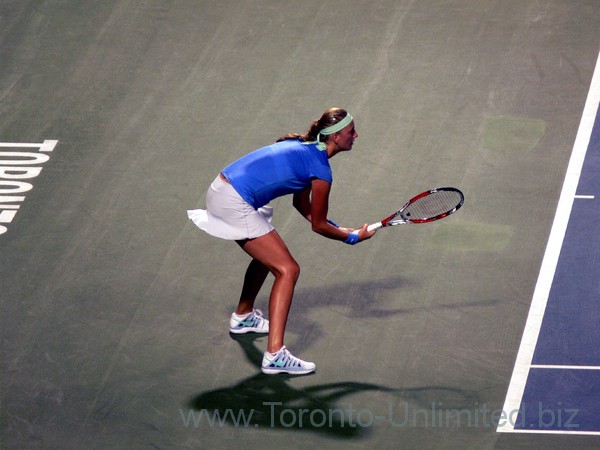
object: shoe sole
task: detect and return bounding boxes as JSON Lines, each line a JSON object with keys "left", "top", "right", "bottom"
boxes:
{"left": 261, "top": 366, "right": 315, "bottom": 375}
{"left": 229, "top": 327, "right": 269, "bottom": 334}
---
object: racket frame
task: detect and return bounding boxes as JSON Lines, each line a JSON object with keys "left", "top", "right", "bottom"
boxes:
{"left": 367, "top": 187, "right": 463, "bottom": 231}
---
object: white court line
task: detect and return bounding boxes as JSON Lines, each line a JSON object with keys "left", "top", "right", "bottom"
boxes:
{"left": 498, "top": 49, "right": 600, "bottom": 434}
{"left": 574, "top": 195, "right": 595, "bottom": 199}
{"left": 531, "top": 364, "right": 600, "bottom": 370}
{"left": 506, "top": 430, "right": 600, "bottom": 436}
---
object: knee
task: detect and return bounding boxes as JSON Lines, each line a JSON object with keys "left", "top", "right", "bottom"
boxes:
{"left": 275, "top": 260, "right": 300, "bottom": 282}
{"left": 290, "top": 261, "right": 300, "bottom": 281}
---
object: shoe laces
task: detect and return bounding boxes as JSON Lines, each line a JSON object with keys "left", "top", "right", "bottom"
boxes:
{"left": 251, "top": 309, "right": 266, "bottom": 324}
{"left": 276, "top": 347, "right": 302, "bottom": 368}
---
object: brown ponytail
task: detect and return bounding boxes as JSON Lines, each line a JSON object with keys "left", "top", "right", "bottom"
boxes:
{"left": 276, "top": 108, "right": 350, "bottom": 143}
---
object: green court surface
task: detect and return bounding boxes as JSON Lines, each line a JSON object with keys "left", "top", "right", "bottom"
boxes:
{"left": 1, "top": 1, "right": 599, "bottom": 448}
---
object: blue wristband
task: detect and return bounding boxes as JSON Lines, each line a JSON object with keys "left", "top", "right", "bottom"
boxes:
{"left": 344, "top": 231, "right": 360, "bottom": 245}
{"left": 327, "top": 219, "right": 339, "bottom": 228}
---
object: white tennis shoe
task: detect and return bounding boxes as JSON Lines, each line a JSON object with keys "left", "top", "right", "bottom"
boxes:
{"left": 229, "top": 309, "right": 269, "bottom": 334}
{"left": 261, "top": 346, "right": 316, "bottom": 375}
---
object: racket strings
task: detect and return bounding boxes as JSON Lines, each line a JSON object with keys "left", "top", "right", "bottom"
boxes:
{"left": 403, "top": 190, "right": 463, "bottom": 220}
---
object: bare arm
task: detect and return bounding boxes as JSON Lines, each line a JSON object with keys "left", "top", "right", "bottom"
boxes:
{"left": 307, "top": 179, "right": 376, "bottom": 242}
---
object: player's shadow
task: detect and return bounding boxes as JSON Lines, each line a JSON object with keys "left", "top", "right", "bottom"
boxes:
{"left": 187, "top": 334, "right": 482, "bottom": 438}
{"left": 187, "top": 334, "right": 385, "bottom": 437}
{"left": 187, "top": 276, "right": 494, "bottom": 436}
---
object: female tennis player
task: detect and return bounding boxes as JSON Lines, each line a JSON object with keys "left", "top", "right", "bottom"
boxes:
{"left": 188, "top": 108, "right": 376, "bottom": 375}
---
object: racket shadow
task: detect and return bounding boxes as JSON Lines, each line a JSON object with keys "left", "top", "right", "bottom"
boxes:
{"left": 285, "top": 276, "right": 498, "bottom": 351}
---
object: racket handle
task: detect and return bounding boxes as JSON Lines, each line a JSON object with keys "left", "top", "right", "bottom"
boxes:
{"left": 367, "top": 222, "right": 382, "bottom": 232}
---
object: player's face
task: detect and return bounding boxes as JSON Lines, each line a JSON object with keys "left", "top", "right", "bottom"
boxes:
{"left": 335, "top": 121, "right": 358, "bottom": 151}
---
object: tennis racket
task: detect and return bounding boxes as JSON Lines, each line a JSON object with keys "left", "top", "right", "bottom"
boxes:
{"left": 367, "top": 187, "right": 464, "bottom": 231}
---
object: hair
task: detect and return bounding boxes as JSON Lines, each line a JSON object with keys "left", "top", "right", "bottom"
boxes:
{"left": 276, "top": 108, "right": 350, "bottom": 143}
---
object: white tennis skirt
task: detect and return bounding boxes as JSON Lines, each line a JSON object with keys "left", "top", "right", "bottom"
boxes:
{"left": 187, "top": 175, "right": 274, "bottom": 240}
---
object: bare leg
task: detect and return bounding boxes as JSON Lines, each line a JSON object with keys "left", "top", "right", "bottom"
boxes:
{"left": 237, "top": 230, "right": 300, "bottom": 353}
{"left": 235, "top": 258, "right": 270, "bottom": 315}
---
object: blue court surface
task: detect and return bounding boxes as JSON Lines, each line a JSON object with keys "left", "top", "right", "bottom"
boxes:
{"left": 499, "top": 53, "right": 600, "bottom": 435}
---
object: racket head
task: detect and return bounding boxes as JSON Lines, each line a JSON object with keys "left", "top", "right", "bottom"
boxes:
{"left": 382, "top": 187, "right": 464, "bottom": 226}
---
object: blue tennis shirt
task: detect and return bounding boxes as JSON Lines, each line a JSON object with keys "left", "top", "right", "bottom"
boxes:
{"left": 222, "top": 139, "right": 333, "bottom": 209}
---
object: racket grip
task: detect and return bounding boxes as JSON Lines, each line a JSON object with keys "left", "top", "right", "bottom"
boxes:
{"left": 367, "top": 222, "right": 382, "bottom": 232}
